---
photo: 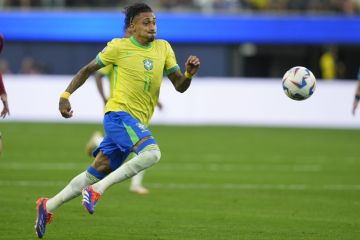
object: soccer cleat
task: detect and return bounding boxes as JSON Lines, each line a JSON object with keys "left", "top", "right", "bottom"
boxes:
{"left": 85, "top": 131, "right": 103, "bottom": 157}
{"left": 82, "top": 186, "right": 101, "bottom": 214}
{"left": 35, "top": 198, "right": 53, "bottom": 238}
{"left": 130, "top": 185, "right": 150, "bottom": 195}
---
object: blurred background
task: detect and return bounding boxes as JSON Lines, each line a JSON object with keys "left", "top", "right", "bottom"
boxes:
{"left": 1, "top": 3, "right": 360, "bottom": 239}
{"left": 0, "top": 0, "right": 360, "bottom": 126}
{"left": 0, "top": 0, "right": 359, "bottom": 78}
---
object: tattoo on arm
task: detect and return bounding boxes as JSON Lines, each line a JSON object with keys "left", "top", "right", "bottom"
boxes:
{"left": 66, "top": 59, "right": 101, "bottom": 93}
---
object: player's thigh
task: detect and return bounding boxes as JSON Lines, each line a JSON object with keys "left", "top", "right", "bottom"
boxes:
{"left": 104, "top": 111, "right": 157, "bottom": 153}
{"left": 94, "top": 112, "right": 158, "bottom": 173}
{"left": 132, "top": 135, "right": 158, "bottom": 154}
{"left": 91, "top": 151, "right": 111, "bottom": 175}
{"left": 92, "top": 134, "right": 131, "bottom": 173}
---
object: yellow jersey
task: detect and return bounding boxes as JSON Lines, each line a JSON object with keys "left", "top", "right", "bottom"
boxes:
{"left": 96, "top": 36, "right": 179, "bottom": 126}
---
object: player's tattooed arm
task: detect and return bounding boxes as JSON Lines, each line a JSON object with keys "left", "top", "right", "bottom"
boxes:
{"left": 65, "top": 59, "right": 102, "bottom": 94}
{"left": 59, "top": 59, "right": 102, "bottom": 118}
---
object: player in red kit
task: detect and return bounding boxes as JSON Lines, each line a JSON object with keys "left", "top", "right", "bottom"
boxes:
{"left": 0, "top": 34, "right": 10, "bottom": 156}
{"left": 0, "top": 74, "right": 9, "bottom": 118}
{"left": 0, "top": 34, "right": 9, "bottom": 118}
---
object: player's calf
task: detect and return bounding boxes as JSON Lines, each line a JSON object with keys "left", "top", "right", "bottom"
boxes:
{"left": 82, "top": 144, "right": 161, "bottom": 214}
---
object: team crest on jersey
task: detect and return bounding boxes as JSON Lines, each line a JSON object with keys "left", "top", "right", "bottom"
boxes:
{"left": 136, "top": 123, "right": 148, "bottom": 133}
{"left": 143, "top": 59, "right": 153, "bottom": 71}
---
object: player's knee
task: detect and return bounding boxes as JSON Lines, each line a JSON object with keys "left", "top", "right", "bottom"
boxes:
{"left": 144, "top": 149, "right": 161, "bottom": 166}
{"left": 141, "top": 145, "right": 161, "bottom": 167}
{"left": 148, "top": 148, "right": 161, "bottom": 164}
{"left": 124, "top": 145, "right": 161, "bottom": 176}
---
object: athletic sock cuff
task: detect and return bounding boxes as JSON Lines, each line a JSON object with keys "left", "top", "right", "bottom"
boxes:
{"left": 135, "top": 138, "right": 158, "bottom": 154}
{"left": 87, "top": 166, "right": 106, "bottom": 180}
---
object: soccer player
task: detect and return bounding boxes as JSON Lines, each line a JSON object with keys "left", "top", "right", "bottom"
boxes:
{"left": 85, "top": 17, "right": 162, "bottom": 195}
{"left": 87, "top": 63, "right": 163, "bottom": 195}
{"left": 35, "top": 3, "right": 200, "bottom": 238}
{"left": 0, "top": 34, "right": 10, "bottom": 157}
{"left": 0, "top": 73, "right": 9, "bottom": 155}
{"left": 0, "top": 67, "right": 9, "bottom": 119}
{"left": 352, "top": 66, "right": 360, "bottom": 115}
{"left": 0, "top": 34, "right": 10, "bottom": 119}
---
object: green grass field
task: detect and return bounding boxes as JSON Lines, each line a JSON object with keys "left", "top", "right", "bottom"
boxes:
{"left": 0, "top": 122, "right": 360, "bottom": 239}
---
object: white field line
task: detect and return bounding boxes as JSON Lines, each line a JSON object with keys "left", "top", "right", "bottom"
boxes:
{"left": 157, "top": 164, "right": 322, "bottom": 172}
{"left": 0, "top": 162, "right": 322, "bottom": 172}
{"left": 0, "top": 180, "right": 359, "bottom": 191}
{"left": 148, "top": 183, "right": 360, "bottom": 191}
{"left": 0, "top": 162, "right": 87, "bottom": 170}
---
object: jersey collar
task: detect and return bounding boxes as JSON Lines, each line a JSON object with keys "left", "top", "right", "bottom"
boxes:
{"left": 130, "top": 36, "right": 153, "bottom": 49}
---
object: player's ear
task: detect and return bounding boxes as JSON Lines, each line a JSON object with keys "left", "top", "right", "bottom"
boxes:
{"left": 129, "top": 23, "right": 136, "bottom": 32}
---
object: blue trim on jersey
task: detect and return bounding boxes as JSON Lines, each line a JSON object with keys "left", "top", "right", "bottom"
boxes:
{"left": 87, "top": 166, "right": 106, "bottom": 180}
{"left": 165, "top": 65, "right": 180, "bottom": 76}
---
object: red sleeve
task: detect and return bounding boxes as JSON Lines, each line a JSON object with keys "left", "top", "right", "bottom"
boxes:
{"left": 0, "top": 33, "right": 4, "bottom": 54}
{"left": 0, "top": 73, "right": 6, "bottom": 95}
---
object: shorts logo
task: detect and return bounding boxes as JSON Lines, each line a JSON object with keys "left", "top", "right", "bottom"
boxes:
{"left": 136, "top": 123, "right": 148, "bottom": 133}
{"left": 143, "top": 59, "right": 153, "bottom": 71}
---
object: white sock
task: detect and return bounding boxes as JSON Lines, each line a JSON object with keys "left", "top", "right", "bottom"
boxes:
{"left": 130, "top": 170, "right": 146, "bottom": 189}
{"left": 46, "top": 171, "right": 99, "bottom": 212}
{"left": 92, "top": 145, "right": 160, "bottom": 195}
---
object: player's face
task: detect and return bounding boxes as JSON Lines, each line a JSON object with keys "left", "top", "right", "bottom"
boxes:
{"left": 132, "top": 12, "right": 157, "bottom": 43}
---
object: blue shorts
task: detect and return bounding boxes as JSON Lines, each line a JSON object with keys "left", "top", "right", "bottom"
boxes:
{"left": 92, "top": 111, "right": 156, "bottom": 172}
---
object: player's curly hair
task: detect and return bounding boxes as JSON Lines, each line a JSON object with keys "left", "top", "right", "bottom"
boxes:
{"left": 124, "top": 3, "right": 153, "bottom": 31}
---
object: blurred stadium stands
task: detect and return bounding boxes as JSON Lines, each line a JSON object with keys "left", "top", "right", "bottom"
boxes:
{"left": 1, "top": 0, "right": 359, "bottom": 15}
{"left": 0, "top": 0, "right": 359, "bottom": 78}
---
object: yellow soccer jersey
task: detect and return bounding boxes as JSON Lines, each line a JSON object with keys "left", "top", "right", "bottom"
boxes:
{"left": 96, "top": 36, "right": 179, "bottom": 126}
{"left": 97, "top": 65, "right": 115, "bottom": 98}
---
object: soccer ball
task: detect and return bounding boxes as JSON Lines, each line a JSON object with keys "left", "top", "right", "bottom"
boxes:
{"left": 282, "top": 66, "right": 316, "bottom": 101}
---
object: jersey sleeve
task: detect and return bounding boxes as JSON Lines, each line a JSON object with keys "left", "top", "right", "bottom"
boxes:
{"left": 96, "top": 39, "right": 120, "bottom": 67}
{"left": 96, "top": 65, "right": 112, "bottom": 77}
{"left": 163, "top": 41, "right": 180, "bottom": 76}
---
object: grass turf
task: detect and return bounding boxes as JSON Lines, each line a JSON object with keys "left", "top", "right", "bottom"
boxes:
{"left": 0, "top": 122, "right": 359, "bottom": 239}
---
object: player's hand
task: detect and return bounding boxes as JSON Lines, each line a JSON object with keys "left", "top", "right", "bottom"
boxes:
{"left": 59, "top": 97, "right": 73, "bottom": 118}
{"left": 0, "top": 94, "right": 10, "bottom": 118}
{"left": 185, "top": 55, "right": 200, "bottom": 76}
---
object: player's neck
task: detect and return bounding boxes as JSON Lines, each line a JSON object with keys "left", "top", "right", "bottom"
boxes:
{"left": 130, "top": 36, "right": 152, "bottom": 48}
{"left": 132, "top": 36, "right": 151, "bottom": 47}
